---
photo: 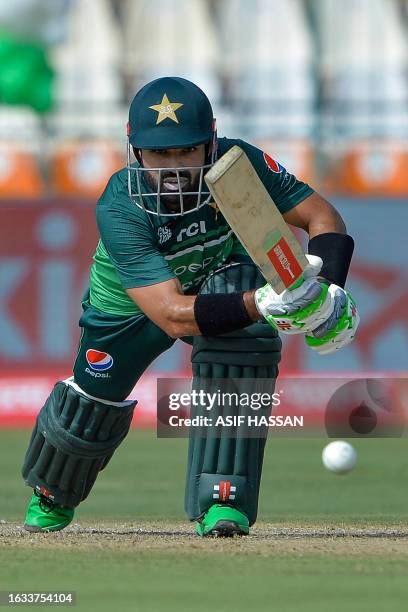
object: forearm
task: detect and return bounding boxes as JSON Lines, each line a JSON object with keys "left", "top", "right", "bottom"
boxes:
{"left": 283, "top": 193, "right": 352, "bottom": 287}
{"left": 165, "top": 294, "right": 200, "bottom": 337}
{"left": 166, "top": 291, "right": 260, "bottom": 338}
{"left": 243, "top": 290, "right": 260, "bottom": 321}
{"left": 127, "top": 280, "right": 260, "bottom": 339}
{"left": 283, "top": 192, "right": 347, "bottom": 238}
{"left": 307, "top": 205, "right": 346, "bottom": 239}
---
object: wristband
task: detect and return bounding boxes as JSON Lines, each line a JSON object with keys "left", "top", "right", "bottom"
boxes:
{"left": 308, "top": 233, "right": 354, "bottom": 288}
{"left": 194, "top": 292, "right": 253, "bottom": 336}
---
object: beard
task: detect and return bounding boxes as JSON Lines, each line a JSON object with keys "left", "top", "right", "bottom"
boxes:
{"left": 144, "top": 168, "right": 201, "bottom": 212}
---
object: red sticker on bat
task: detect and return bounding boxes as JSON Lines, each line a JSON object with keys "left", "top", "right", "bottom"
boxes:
{"left": 266, "top": 237, "right": 303, "bottom": 287}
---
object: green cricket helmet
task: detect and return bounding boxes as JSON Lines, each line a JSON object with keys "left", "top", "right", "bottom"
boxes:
{"left": 127, "top": 76, "right": 217, "bottom": 217}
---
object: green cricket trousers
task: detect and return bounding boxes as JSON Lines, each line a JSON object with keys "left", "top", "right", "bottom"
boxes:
{"left": 73, "top": 296, "right": 177, "bottom": 402}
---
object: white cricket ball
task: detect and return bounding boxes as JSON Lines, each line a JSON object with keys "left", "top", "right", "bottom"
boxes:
{"left": 322, "top": 440, "right": 357, "bottom": 475}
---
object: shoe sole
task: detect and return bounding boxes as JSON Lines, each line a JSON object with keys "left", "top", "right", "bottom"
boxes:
{"left": 23, "top": 523, "right": 68, "bottom": 533}
{"left": 24, "top": 523, "right": 51, "bottom": 533}
{"left": 204, "top": 520, "right": 249, "bottom": 537}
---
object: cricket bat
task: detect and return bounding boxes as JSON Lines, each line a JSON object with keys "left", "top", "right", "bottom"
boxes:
{"left": 204, "top": 145, "right": 308, "bottom": 294}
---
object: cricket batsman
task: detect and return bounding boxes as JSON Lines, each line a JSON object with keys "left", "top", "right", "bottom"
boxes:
{"left": 21, "top": 77, "right": 359, "bottom": 536}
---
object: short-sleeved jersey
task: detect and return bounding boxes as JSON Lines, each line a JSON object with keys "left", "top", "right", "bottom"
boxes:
{"left": 89, "top": 137, "right": 314, "bottom": 316}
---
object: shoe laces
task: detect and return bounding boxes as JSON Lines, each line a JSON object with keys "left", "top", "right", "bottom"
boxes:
{"left": 34, "top": 490, "right": 56, "bottom": 514}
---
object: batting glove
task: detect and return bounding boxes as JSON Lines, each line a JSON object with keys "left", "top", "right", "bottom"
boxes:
{"left": 305, "top": 285, "right": 360, "bottom": 355}
{"left": 254, "top": 255, "right": 335, "bottom": 335}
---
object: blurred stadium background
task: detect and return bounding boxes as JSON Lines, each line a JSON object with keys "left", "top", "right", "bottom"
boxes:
{"left": 0, "top": 0, "right": 407, "bottom": 426}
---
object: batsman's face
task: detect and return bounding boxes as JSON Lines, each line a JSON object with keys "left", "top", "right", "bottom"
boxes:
{"left": 141, "top": 145, "right": 206, "bottom": 211}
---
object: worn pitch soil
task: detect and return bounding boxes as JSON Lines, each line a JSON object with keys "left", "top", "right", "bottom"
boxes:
{"left": 2, "top": 520, "right": 408, "bottom": 557}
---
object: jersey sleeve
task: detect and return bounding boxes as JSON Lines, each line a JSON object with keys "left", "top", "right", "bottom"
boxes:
{"left": 96, "top": 198, "right": 176, "bottom": 289}
{"left": 235, "top": 139, "right": 314, "bottom": 214}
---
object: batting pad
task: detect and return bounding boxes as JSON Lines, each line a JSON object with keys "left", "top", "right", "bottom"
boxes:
{"left": 22, "top": 381, "right": 136, "bottom": 508}
{"left": 185, "top": 263, "right": 281, "bottom": 525}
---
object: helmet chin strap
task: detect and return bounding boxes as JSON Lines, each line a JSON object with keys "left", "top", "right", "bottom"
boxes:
{"left": 133, "top": 147, "right": 142, "bottom": 164}
{"left": 209, "top": 118, "right": 218, "bottom": 164}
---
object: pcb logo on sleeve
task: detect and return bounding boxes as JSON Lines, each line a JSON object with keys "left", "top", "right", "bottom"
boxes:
{"left": 86, "top": 349, "right": 114, "bottom": 372}
{"left": 263, "top": 152, "right": 284, "bottom": 173}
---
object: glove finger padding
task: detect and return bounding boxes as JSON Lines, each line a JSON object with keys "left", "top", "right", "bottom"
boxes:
{"left": 255, "top": 280, "right": 335, "bottom": 335}
{"left": 311, "top": 287, "right": 347, "bottom": 338}
{"left": 305, "top": 286, "right": 360, "bottom": 355}
{"left": 259, "top": 278, "right": 323, "bottom": 316}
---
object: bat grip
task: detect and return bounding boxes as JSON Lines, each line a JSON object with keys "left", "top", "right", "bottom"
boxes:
{"left": 287, "top": 275, "right": 304, "bottom": 291}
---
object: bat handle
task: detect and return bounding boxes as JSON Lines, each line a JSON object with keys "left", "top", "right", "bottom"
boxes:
{"left": 287, "top": 254, "right": 322, "bottom": 291}
{"left": 288, "top": 275, "right": 304, "bottom": 291}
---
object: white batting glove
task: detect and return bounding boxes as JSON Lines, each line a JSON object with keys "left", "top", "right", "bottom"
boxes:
{"left": 305, "top": 285, "right": 360, "bottom": 355}
{"left": 254, "top": 255, "right": 335, "bottom": 334}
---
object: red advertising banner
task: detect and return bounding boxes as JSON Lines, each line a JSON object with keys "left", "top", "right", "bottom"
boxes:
{"left": 1, "top": 371, "right": 406, "bottom": 431}
{"left": 0, "top": 200, "right": 98, "bottom": 371}
{"left": 1, "top": 198, "right": 407, "bottom": 427}
{"left": 0, "top": 370, "right": 160, "bottom": 428}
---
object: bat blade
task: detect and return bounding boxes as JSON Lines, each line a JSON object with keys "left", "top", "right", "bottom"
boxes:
{"left": 205, "top": 145, "right": 308, "bottom": 293}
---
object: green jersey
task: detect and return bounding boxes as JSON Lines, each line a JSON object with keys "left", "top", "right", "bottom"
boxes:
{"left": 89, "top": 137, "right": 314, "bottom": 316}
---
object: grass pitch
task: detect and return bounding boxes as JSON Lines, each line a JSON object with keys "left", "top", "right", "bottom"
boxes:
{"left": 1, "top": 430, "right": 408, "bottom": 611}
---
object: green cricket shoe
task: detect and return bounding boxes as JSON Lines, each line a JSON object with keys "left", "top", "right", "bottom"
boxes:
{"left": 23, "top": 491, "right": 74, "bottom": 533}
{"left": 196, "top": 504, "right": 250, "bottom": 537}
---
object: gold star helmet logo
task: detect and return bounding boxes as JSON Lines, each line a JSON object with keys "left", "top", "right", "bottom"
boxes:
{"left": 149, "top": 93, "right": 184, "bottom": 125}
